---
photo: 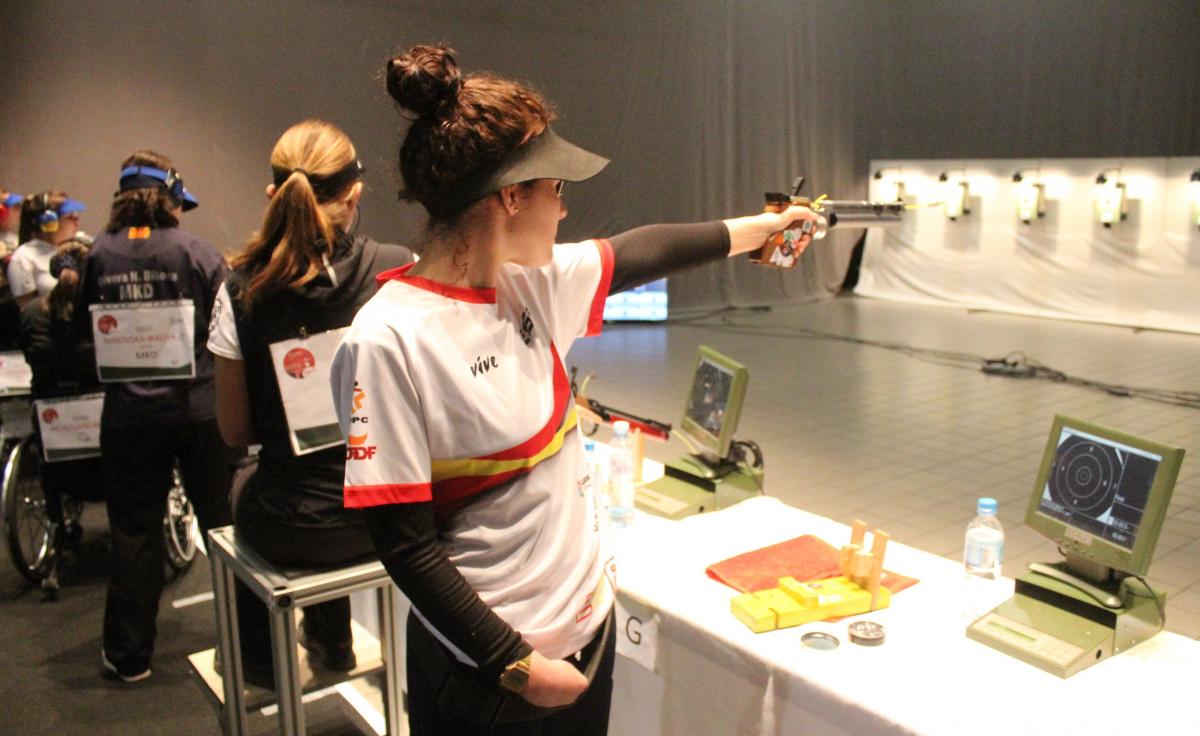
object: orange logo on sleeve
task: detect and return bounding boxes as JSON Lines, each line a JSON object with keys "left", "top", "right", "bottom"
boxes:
{"left": 346, "top": 381, "right": 377, "bottom": 460}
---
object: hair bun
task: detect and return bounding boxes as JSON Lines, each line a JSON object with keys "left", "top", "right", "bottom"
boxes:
{"left": 386, "top": 44, "right": 462, "bottom": 118}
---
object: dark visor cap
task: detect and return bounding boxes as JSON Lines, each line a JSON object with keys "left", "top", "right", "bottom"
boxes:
{"left": 449, "top": 128, "right": 609, "bottom": 210}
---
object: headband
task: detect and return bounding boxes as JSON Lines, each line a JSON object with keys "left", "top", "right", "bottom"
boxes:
{"left": 272, "top": 160, "right": 364, "bottom": 203}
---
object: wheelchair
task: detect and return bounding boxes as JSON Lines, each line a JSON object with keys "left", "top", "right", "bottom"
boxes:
{"left": 1, "top": 393, "right": 200, "bottom": 591}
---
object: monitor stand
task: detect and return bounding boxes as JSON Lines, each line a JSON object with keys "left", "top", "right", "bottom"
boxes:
{"left": 965, "top": 553, "right": 1165, "bottom": 678}
{"left": 636, "top": 451, "right": 763, "bottom": 520}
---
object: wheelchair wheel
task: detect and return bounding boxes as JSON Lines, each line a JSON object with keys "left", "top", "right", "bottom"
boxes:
{"left": 2, "top": 435, "right": 56, "bottom": 584}
{"left": 163, "top": 466, "right": 198, "bottom": 572}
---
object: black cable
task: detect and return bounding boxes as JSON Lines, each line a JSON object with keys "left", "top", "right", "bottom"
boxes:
{"left": 677, "top": 316, "right": 1200, "bottom": 411}
{"left": 730, "top": 439, "right": 764, "bottom": 469}
{"left": 1128, "top": 575, "right": 1167, "bottom": 632}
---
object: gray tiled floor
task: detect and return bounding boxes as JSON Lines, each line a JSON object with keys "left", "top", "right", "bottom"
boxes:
{"left": 569, "top": 295, "right": 1200, "bottom": 639}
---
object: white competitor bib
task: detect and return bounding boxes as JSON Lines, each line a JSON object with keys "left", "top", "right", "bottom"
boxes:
{"left": 90, "top": 300, "right": 196, "bottom": 382}
{"left": 34, "top": 393, "right": 104, "bottom": 463}
{"left": 269, "top": 327, "right": 347, "bottom": 456}
{"left": 0, "top": 351, "right": 33, "bottom": 394}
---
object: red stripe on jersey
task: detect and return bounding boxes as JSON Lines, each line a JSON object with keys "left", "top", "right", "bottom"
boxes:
{"left": 377, "top": 263, "right": 497, "bottom": 304}
{"left": 344, "top": 482, "right": 432, "bottom": 508}
{"left": 479, "top": 342, "right": 570, "bottom": 461}
{"left": 435, "top": 466, "right": 529, "bottom": 508}
{"left": 586, "top": 239, "right": 614, "bottom": 337}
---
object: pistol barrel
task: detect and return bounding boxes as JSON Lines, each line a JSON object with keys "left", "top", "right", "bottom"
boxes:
{"left": 821, "top": 201, "right": 904, "bottom": 228}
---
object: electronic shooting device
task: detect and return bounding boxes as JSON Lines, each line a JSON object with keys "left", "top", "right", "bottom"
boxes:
{"left": 748, "top": 176, "right": 904, "bottom": 268}
{"left": 966, "top": 416, "right": 1184, "bottom": 678}
{"left": 572, "top": 346, "right": 765, "bottom": 520}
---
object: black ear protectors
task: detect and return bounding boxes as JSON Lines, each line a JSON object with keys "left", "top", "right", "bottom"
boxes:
{"left": 160, "top": 168, "right": 186, "bottom": 206}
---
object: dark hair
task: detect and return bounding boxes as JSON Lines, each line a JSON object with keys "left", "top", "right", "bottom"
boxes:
{"left": 104, "top": 150, "right": 182, "bottom": 232}
{"left": 385, "top": 44, "right": 555, "bottom": 223}
{"left": 43, "top": 239, "right": 89, "bottom": 323}
{"left": 232, "top": 119, "right": 361, "bottom": 307}
{"left": 19, "top": 191, "right": 68, "bottom": 244}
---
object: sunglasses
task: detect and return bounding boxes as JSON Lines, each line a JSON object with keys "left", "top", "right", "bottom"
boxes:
{"left": 553, "top": 180, "right": 566, "bottom": 197}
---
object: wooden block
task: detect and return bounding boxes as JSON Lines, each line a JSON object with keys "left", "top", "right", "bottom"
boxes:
{"left": 850, "top": 519, "right": 867, "bottom": 547}
{"left": 868, "top": 530, "right": 890, "bottom": 609}
{"left": 839, "top": 543, "right": 861, "bottom": 576}
{"left": 852, "top": 550, "right": 873, "bottom": 580}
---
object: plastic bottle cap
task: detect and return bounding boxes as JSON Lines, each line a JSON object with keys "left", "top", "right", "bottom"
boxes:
{"left": 612, "top": 420, "right": 630, "bottom": 437}
{"left": 977, "top": 497, "right": 998, "bottom": 515}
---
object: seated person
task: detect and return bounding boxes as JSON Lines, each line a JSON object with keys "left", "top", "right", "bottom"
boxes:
{"left": 17, "top": 239, "right": 103, "bottom": 589}
{"left": 208, "top": 120, "right": 413, "bottom": 683}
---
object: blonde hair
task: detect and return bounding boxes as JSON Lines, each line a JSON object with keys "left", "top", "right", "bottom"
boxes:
{"left": 232, "top": 119, "right": 360, "bottom": 306}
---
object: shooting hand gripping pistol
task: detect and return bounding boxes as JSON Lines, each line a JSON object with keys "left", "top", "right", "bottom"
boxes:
{"left": 748, "top": 176, "right": 905, "bottom": 268}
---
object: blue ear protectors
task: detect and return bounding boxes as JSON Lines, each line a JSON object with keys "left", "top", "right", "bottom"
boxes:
{"left": 119, "top": 165, "right": 199, "bottom": 210}
{"left": 32, "top": 192, "right": 59, "bottom": 233}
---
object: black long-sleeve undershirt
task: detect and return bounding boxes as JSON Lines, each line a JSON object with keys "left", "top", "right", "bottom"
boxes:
{"left": 608, "top": 220, "right": 730, "bottom": 295}
{"left": 364, "top": 220, "right": 731, "bottom": 674}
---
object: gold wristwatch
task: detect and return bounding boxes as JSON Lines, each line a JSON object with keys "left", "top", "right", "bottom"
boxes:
{"left": 499, "top": 653, "right": 533, "bottom": 693}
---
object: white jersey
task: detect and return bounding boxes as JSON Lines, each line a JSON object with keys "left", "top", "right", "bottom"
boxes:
{"left": 8, "top": 239, "right": 57, "bottom": 298}
{"left": 332, "top": 239, "right": 616, "bottom": 661}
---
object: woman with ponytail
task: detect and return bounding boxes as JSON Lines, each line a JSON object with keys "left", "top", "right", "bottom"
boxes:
{"left": 207, "top": 119, "right": 413, "bottom": 684}
{"left": 331, "top": 44, "right": 818, "bottom": 734}
{"left": 17, "top": 239, "right": 102, "bottom": 591}
{"left": 77, "top": 150, "right": 234, "bottom": 683}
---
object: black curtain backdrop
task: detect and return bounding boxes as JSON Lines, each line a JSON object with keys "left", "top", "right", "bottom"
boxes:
{"left": 2, "top": 0, "right": 1197, "bottom": 313}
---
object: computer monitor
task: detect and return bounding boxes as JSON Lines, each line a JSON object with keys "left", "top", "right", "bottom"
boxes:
{"left": 1024, "top": 415, "right": 1184, "bottom": 580}
{"left": 603, "top": 278, "right": 668, "bottom": 322}
{"left": 677, "top": 345, "right": 748, "bottom": 468}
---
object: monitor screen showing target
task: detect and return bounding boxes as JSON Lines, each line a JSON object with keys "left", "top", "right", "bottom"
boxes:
{"left": 1036, "top": 428, "right": 1161, "bottom": 550}
{"left": 1025, "top": 416, "right": 1184, "bottom": 577}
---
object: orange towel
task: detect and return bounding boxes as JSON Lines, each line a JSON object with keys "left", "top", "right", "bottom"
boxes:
{"left": 706, "top": 534, "right": 919, "bottom": 595}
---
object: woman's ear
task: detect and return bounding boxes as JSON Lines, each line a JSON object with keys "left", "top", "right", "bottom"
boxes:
{"left": 498, "top": 184, "right": 521, "bottom": 216}
{"left": 265, "top": 184, "right": 277, "bottom": 199}
{"left": 345, "top": 181, "right": 364, "bottom": 213}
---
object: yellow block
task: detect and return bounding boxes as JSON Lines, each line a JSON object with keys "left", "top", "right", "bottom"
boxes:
{"left": 731, "top": 593, "right": 776, "bottom": 633}
{"left": 732, "top": 575, "right": 892, "bottom": 632}
{"left": 756, "top": 588, "right": 808, "bottom": 629}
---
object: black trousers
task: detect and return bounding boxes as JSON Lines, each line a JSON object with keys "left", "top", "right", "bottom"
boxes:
{"left": 232, "top": 474, "right": 375, "bottom": 681}
{"left": 101, "top": 417, "right": 233, "bottom": 673}
{"left": 405, "top": 610, "right": 616, "bottom": 736}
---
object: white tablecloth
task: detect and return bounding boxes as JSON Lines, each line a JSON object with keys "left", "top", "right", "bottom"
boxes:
{"left": 610, "top": 497, "right": 1200, "bottom": 736}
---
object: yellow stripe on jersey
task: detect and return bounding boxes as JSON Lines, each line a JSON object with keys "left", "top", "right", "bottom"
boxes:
{"left": 431, "top": 406, "right": 578, "bottom": 482}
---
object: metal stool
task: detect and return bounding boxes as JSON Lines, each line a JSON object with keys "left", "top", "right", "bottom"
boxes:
{"left": 206, "top": 526, "right": 404, "bottom": 735}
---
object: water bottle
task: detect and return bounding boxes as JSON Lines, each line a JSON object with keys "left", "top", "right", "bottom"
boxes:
{"left": 583, "top": 438, "right": 608, "bottom": 515}
{"left": 962, "top": 497, "right": 1005, "bottom": 623}
{"left": 609, "top": 421, "right": 635, "bottom": 528}
{"left": 963, "top": 497, "right": 1005, "bottom": 579}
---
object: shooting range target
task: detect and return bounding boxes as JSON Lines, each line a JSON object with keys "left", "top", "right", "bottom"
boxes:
{"left": 1048, "top": 436, "right": 1121, "bottom": 516}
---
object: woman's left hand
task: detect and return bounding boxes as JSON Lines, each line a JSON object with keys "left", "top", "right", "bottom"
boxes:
{"left": 725, "top": 204, "right": 822, "bottom": 258}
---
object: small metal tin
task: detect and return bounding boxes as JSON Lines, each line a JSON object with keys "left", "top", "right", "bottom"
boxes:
{"left": 848, "top": 620, "right": 886, "bottom": 646}
{"left": 800, "top": 631, "right": 840, "bottom": 650}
